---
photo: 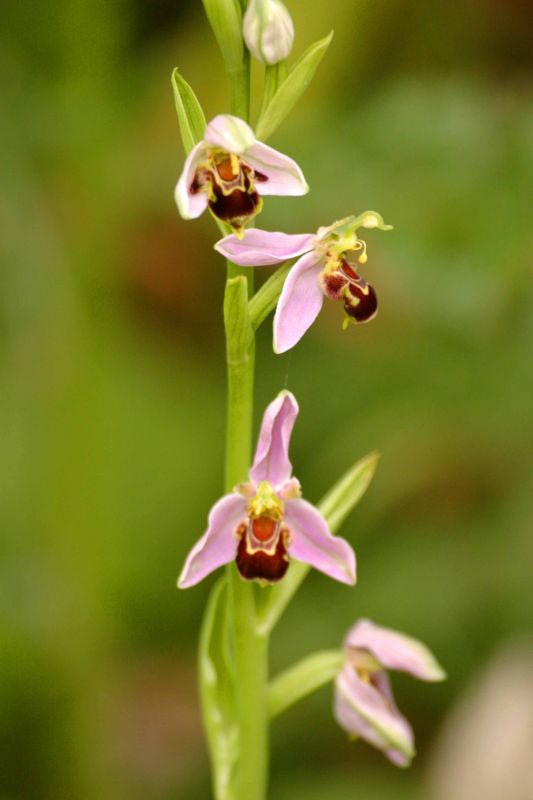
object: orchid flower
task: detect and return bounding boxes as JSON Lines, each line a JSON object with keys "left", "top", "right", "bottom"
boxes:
{"left": 215, "top": 211, "right": 392, "bottom": 352}
{"left": 334, "top": 619, "right": 446, "bottom": 766}
{"left": 175, "top": 114, "right": 308, "bottom": 235}
{"left": 178, "top": 391, "right": 356, "bottom": 588}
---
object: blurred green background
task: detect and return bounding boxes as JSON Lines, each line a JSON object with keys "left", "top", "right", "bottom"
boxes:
{"left": 1, "top": 1, "right": 532, "bottom": 798}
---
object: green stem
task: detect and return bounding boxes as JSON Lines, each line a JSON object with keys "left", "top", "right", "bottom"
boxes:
{"left": 224, "top": 36, "right": 270, "bottom": 800}
{"left": 268, "top": 650, "right": 344, "bottom": 719}
{"left": 199, "top": 22, "right": 269, "bottom": 799}
{"left": 224, "top": 264, "right": 269, "bottom": 800}
{"left": 227, "top": 573, "right": 268, "bottom": 799}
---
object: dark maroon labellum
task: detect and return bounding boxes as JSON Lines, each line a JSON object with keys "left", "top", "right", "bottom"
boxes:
{"left": 194, "top": 155, "right": 266, "bottom": 231}
{"left": 209, "top": 185, "right": 260, "bottom": 224}
{"left": 235, "top": 518, "right": 290, "bottom": 583}
{"left": 344, "top": 279, "right": 378, "bottom": 322}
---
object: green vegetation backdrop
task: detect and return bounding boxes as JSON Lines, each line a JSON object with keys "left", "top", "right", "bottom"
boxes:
{"left": 1, "top": 1, "right": 532, "bottom": 798}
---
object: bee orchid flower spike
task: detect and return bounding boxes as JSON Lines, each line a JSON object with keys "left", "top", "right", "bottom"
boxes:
{"left": 175, "top": 114, "right": 308, "bottom": 236}
{"left": 178, "top": 391, "right": 356, "bottom": 588}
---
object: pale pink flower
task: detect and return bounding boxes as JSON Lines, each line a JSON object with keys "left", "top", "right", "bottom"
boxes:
{"left": 215, "top": 212, "right": 392, "bottom": 352}
{"left": 178, "top": 391, "right": 355, "bottom": 588}
{"left": 175, "top": 115, "right": 308, "bottom": 235}
{"left": 335, "top": 619, "right": 446, "bottom": 766}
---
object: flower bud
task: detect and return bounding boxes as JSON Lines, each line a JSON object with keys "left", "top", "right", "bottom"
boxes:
{"left": 243, "top": 0, "right": 294, "bottom": 65}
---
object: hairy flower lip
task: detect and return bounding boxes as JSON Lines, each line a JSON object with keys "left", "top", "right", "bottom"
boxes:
{"left": 175, "top": 115, "right": 308, "bottom": 233}
{"left": 248, "top": 516, "right": 281, "bottom": 547}
{"left": 177, "top": 391, "right": 356, "bottom": 588}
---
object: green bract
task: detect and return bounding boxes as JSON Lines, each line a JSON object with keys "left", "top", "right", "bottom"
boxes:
{"left": 202, "top": 0, "right": 244, "bottom": 76}
{"left": 268, "top": 650, "right": 345, "bottom": 719}
{"left": 256, "top": 30, "right": 334, "bottom": 141}
{"left": 171, "top": 69, "right": 206, "bottom": 154}
{"left": 319, "top": 451, "right": 380, "bottom": 533}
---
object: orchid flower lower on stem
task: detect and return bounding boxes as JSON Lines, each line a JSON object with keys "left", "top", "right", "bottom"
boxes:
{"left": 215, "top": 211, "right": 392, "bottom": 352}
{"left": 175, "top": 114, "right": 308, "bottom": 235}
{"left": 178, "top": 390, "right": 356, "bottom": 588}
{"left": 335, "top": 619, "right": 446, "bottom": 766}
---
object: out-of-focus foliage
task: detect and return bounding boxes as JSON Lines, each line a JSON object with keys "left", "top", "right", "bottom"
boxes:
{"left": 0, "top": 1, "right": 532, "bottom": 798}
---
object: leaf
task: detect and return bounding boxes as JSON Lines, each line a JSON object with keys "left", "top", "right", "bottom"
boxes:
{"left": 255, "top": 31, "right": 334, "bottom": 141}
{"left": 319, "top": 451, "right": 380, "bottom": 534}
{"left": 171, "top": 68, "right": 206, "bottom": 154}
{"left": 248, "top": 262, "right": 291, "bottom": 331}
{"left": 199, "top": 578, "right": 239, "bottom": 800}
{"left": 268, "top": 650, "right": 344, "bottom": 719}
{"left": 202, "top": 0, "right": 244, "bottom": 76}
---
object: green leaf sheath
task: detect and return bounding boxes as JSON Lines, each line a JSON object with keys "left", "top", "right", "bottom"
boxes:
{"left": 199, "top": 579, "right": 239, "bottom": 800}
{"left": 268, "top": 650, "right": 345, "bottom": 719}
{"left": 256, "top": 31, "right": 334, "bottom": 141}
{"left": 319, "top": 451, "right": 380, "bottom": 534}
{"left": 223, "top": 275, "right": 254, "bottom": 489}
{"left": 257, "top": 450, "right": 380, "bottom": 634}
{"left": 171, "top": 69, "right": 207, "bottom": 154}
{"left": 227, "top": 572, "right": 268, "bottom": 800}
{"left": 202, "top": 0, "right": 244, "bottom": 72}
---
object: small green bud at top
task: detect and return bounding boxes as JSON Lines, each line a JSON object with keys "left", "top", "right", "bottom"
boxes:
{"left": 243, "top": 0, "right": 294, "bottom": 65}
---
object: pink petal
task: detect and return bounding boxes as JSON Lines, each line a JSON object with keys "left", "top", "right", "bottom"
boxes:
{"left": 285, "top": 498, "right": 356, "bottom": 585}
{"left": 345, "top": 619, "right": 446, "bottom": 682}
{"left": 334, "top": 664, "right": 414, "bottom": 765}
{"left": 174, "top": 141, "right": 209, "bottom": 219}
{"left": 273, "top": 252, "right": 324, "bottom": 354}
{"left": 244, "top": 141, "right": 309, "bottom": 196}
{"left": 204, "top": 114, "right": 255, "bottom": 154}
{"left": 250, "top": 391, "right": 299, "bottom": 487}
{"left": 214, "top": 229, "right": 314, "bottom": 266}
{"left": 177, "top": 493, "right": 247, "bottom": 588}
{"left": 385, "top": 748, "right": 411, "bottom": 767}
